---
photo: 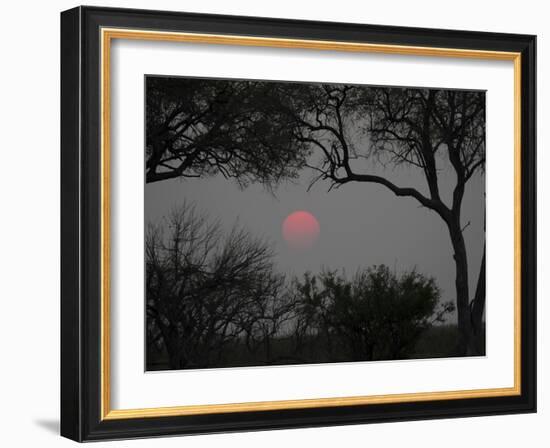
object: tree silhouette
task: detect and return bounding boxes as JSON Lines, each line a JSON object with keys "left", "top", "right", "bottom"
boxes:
{"left": 259, "top": 83, "right": 485, "bottom": 355}
{"left": 146, "top": 77, "right": 310, "bottom": 186}
{"left": 238, "top": 291, "right": 297, "bottom": 365}
{"left": 146, "top": 203, "right": 284, "bottom": 369}
{"left": 289, "top": 266, "right": 453, "bottom": 361}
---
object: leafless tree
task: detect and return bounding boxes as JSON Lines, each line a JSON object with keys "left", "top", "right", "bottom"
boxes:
{"left": 237, "top": 291, "right": 298, "bottom": 365}
{"left": 146, "top": 203, "right": 284, "bottom": 369}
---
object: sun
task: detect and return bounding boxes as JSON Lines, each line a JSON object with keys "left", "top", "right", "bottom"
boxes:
{"left": 282, "top": 211, "right": 320, "bottom": 249}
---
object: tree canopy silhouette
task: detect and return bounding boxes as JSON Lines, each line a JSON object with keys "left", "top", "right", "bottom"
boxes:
{"left": 257, "top": 83, "right": 486, "bottom": 355}
{"left": 146, "top": 77, "right": 310, "bottom": 186}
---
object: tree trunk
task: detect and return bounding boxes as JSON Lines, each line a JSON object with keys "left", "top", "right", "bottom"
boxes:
{"left": 447, "top": 218, "right": 474, "bottom": 356}
{"left": 470, "top": 246, "right": 486, "bottom": 354}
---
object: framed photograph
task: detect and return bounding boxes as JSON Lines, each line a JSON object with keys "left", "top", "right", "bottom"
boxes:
{"left": 60, "top": 6, "right": 536, "bottom": 441}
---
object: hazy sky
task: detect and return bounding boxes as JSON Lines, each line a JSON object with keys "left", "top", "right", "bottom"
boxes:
{"left": 145, "top": 152, "right": 485, "bottom": 322}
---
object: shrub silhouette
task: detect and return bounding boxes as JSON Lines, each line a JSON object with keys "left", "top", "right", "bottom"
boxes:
{"left": 288, "top": 266, "right": 454, "bottom": 361}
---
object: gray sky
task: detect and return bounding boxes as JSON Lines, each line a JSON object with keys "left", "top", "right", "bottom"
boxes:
{"left": 145, "top": 155, "right": 485, "bottom": 323}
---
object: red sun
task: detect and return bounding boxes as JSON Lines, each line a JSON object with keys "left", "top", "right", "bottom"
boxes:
{"left": 282, "top": 211, "right": 320, "bottom": 249}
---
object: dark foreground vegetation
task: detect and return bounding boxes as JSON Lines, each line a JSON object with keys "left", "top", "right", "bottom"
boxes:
{"left": 146, "top": 204, "right": 462, "bottom": 370}
{"left": 148, "top": 324, "right": 485, "bottom": 371}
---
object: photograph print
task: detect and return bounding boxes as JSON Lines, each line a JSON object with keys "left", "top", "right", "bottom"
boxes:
{"left": 145, "top": 76, "right": 486, "bottom": 371}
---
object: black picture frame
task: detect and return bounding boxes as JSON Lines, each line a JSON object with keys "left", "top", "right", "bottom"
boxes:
{"left": 61, "top": 5, "right": 536, "bottom": 442}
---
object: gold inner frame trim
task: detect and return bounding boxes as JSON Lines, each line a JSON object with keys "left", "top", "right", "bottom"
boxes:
{"left": 100, "top": 27, "right": 522, "bottom": 420}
